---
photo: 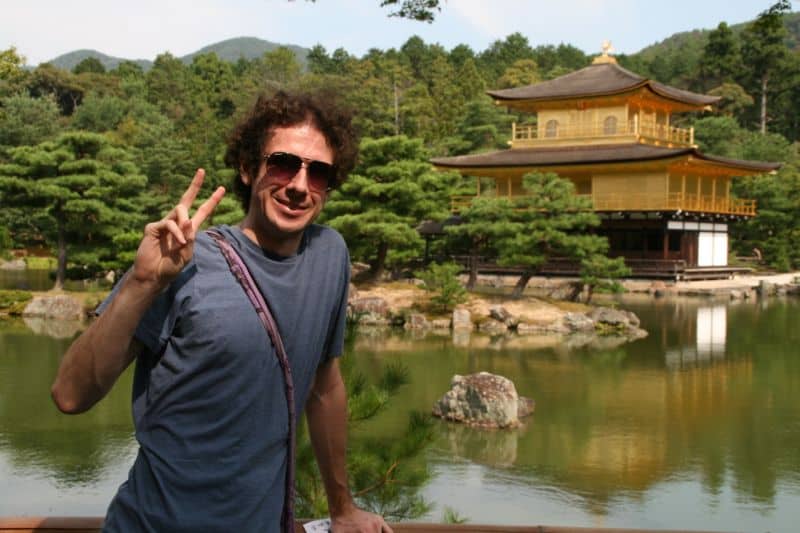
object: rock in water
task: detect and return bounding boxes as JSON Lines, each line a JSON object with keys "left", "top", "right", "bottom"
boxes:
{"left": 23, "top": 295, "right": 84, "bottom": 320}
{"left": 432, "top": 372, "right": 534, "bottom": 429}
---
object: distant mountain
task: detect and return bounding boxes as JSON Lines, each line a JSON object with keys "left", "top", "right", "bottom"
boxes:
{"left": 46, "top": 37, "right": 310, "bottom": 71}
{"left": 181, "top": 36, "right": 309, "bottom": 65}
{"left": 47, "top": 49, "right": 152, "bottom": 71}
{"left": 634, "top": 11, "right": 800, "bottom": 61}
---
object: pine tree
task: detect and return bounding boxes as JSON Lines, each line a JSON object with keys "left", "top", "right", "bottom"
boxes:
{"left": 322, "top": 136, "right": 461, "bottom": 280}
{"left": 0, "top": 131, "right": 148, "bottom": 288}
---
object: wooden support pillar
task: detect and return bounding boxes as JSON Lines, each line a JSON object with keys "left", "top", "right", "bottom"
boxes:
{"left": 711, "top": 177, "right": 717, "bottom": 211}
{"left": 681, "top": 174, "right": 686, "bottom": 208}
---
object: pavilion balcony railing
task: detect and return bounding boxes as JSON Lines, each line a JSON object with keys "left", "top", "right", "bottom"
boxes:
{"left": 451, "top": 193, "right": 756, "bottom": 216}
{"left": 511, "top": 118, "right": 694, "bottom": 147}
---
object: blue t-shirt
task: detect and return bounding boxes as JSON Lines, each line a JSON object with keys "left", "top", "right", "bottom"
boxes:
{"left": 101, "top": 224, "right": 350, "bottom": 532}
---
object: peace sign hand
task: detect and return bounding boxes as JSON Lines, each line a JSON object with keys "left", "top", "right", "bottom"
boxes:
{"left": 131, "top": 169, "right": 225, "bottom": 291}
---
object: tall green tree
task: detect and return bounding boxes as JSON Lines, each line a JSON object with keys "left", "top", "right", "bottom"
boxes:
{"left": 0, "top": 93, "right": 62, "bottom": 147}
{"left": 732, "top": 151, "right": 800, "bottom": 270}
{"left": 697, "top": 22, "right": 742, "bottom": 91}
{"left": 740, "top": 0, "right": 792, "bottom": 134}
{"left": 0, "top": 46, "right": 28, "bottom": 97}
{"left": 478, "top": 33, "right": 535, "bottom": 85}
{"left": 0, "top": 131, "right": 148, "bottom": 287}
{"left": 322, "top": 136, "right": 460, "bottom": 280}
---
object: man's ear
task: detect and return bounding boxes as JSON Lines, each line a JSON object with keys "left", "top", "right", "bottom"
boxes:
{"left": 240, "top": 165, "right": 251, "bottom": 186}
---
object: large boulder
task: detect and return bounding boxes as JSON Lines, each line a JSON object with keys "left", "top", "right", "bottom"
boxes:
{"left": 23, "top": 295, "right": 84, "bottom": 320}
{"left": 349, "top": 296, "right": 389, "bottom": 316}
{"left": 0, "top": 258, "right": 26, "bottom": 270}
{"left": 432, "top": 372, "right": 534, "bottom": 429}
{"left": 587, "top": 306, "right": 648, "bottom": 340}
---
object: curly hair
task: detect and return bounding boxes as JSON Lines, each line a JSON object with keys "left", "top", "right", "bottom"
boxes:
{"left": 224, "top": 90, "right": 359, "bottom": 212}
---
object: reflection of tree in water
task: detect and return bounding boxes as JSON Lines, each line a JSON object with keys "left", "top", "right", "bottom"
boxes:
{"left": 6, "top": 429, "right": 134, "bottom": 487}
{"left": 0, "top": 322, "right": 135, "bottom": 487}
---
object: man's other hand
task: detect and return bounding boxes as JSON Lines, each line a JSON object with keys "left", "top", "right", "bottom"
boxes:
{"left": 331, "top": 506, "right": 392, "bottom": 533}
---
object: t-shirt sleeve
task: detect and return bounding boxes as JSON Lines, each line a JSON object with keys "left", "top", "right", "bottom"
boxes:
{"left": 96, "top": 266, "right": 195, "bottom": 356}
{"left": 322, "top": 244, "right": 351, "bottom": 361}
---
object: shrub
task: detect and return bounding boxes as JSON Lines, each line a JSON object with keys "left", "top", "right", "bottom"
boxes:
{"left": 0, "top": 290, "right": 32, "bottom": 316}
{"left": 415, "top": 262, "right": 466, "bottom": 314}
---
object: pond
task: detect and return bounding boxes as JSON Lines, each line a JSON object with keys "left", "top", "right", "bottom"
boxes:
{"left": 1, "top": 295, "right": 797, "bottom": 532}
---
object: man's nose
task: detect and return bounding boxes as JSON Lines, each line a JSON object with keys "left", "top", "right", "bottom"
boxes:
{"left": 286, "top": 164, "right": 310, "bottom": 193}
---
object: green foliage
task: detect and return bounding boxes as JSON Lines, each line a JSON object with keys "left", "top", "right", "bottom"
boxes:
{"left": 294, "top": 325, "right": 432, "bottom": 521}
{"left": 72, "top": 57, "right": 106, "bottom": 75}
{"left": 0, "top": 47, "right": 28, "bottom": 96}
{"left": 492, "top": 172, "right": 612, "bottom": 297}
{"left": 732, "top": 148, "right": 800, "bottom": 270}
{"left": 0, "top": 131, "right": 149, "bottom": 287}
{"left": 579, "top": 255, "right": 630, "bottom": 303}
{"left": 442, "top": 506, "right": 469, "bottom": 524}
{"left": 0, "top": 93, "right": 62, "bottom": 147}
{"left": 0, "top": 289, "right": 32, "bottom": 316}
{"left": 323, "top": 136, "right": 461, "bottom": 279}
{"left": 71, "top": 93, "right": 127, "bottom": 132}
{"left": 415, "top": 262, "right": 466, "bottom": 314}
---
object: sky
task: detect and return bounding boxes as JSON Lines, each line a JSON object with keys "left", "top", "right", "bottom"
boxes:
{"left": 2, "top": 0, "right": 797, "bottom": 66}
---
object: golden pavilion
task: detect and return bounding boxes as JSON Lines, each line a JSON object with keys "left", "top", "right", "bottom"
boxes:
{"left": 430, "top": 46, "right": 781, "bottom": 279}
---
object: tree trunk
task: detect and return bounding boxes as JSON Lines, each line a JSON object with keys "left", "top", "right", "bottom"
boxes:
{"left": 55, "top": 217, "right": 66, "bottom": 291}
{"left": 393, "top": 80, "right": 400, "bottom": 136}
{"left": 369, "top": 241, "right": 389, "bottom": 281}
{"left": 511, "top": 270, "right": 533, "bottom": 299}
{"left": 760, "top": 73, "right": 769, "bottom": 135}
{"left": 466, "top": 244, "right": 479, "bottom": 290}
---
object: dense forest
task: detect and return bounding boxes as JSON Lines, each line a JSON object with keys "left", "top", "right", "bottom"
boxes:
{"left": 1, "top": 0, "right": 800, "bottom": 287}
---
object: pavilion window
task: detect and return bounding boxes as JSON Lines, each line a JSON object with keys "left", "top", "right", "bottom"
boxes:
{"left": 545, "top": 119, "right": 559, "bottom": 138}
{"left": 603, "top": 116, "right": 617, "bottom": 135}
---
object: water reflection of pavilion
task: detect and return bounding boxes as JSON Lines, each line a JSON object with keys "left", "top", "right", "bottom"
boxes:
{"left": 664, "top": 304, "right": 726, "bottom": 368}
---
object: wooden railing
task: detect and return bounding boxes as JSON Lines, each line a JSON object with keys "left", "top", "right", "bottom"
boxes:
{"left": 512, "top": 119, "right": 694, "bottom": 147}
{"left": 583, "top": 192, "right": 756, "bottom": 216}
{"left": 0, "top": 516, "right": 733, "bottom": 533}
{"left": 451, "top": 193, "right": 756, "bottom": 216}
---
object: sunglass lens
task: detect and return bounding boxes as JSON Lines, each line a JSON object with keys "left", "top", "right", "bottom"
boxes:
{"left": 307, "top": 161, "right": 335, "bottom": 191}
{"left": 267, "top": 152, "right": 302, "bottom": 176}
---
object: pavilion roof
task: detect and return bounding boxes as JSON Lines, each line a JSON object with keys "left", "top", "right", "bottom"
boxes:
{"left": 487, "top": 62, "right": 719, "bottom": 108}
{"left": 431, "top": 144, "right": 781, "bottom": 173}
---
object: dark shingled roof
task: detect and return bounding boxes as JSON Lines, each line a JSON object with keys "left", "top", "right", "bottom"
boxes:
{"left": 431, "top": 144, "right": 781, "bottom": 173}
{"left": 487, "top": 62, "right": 719, "bottom": 107}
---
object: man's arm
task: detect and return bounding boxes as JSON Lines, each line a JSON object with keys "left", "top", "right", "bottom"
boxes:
{"left": 306, "top": 358, "right": 392, "bottom": 533}
{"left": 51, "top": 169, "right": 224, "bottom": 414}
{"left": 51, "top": 276, "right": 154, "bottom": 413}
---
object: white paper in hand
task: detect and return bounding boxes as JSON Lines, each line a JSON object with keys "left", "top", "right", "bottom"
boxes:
{"left": 303, "top": 518, "right": 332, "bottom": 532}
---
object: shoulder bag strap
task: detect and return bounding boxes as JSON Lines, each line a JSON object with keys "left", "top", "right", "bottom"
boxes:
{"left": 207, "top": 229, "right": 296, "bottom": 533}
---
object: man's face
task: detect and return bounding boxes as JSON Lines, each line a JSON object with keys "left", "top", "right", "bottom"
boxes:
{"left": 241, "top": 122, "right": 333, "bottom": 254}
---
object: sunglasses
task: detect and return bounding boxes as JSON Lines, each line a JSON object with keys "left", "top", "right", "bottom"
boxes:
{"left": 263, "top": 151, "right": 337, "bottom": 193}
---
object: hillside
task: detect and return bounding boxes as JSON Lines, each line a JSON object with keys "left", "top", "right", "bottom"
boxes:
{"left": 46, "top": 36, "right": 309, "bottom": 71}
{"left": 634, "top": 11, "right": 800, "bottom": 61}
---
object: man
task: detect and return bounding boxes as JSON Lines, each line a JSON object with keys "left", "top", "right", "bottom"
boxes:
{"left": 51, "top": 91, "right": 391, "bottom": 533}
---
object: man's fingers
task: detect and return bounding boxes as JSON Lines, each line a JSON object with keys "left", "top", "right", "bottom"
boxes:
{"left": 177, "top": 168, "right": 205, "bottom": 211}
{"left": 175, "top": 204, "right": 189, "bottom": 227}
{"left": 161, "top": 219, "right": 187, "bottom": 246}
{"left": 191, "top": 186, "right": 226, "bottom": 229}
